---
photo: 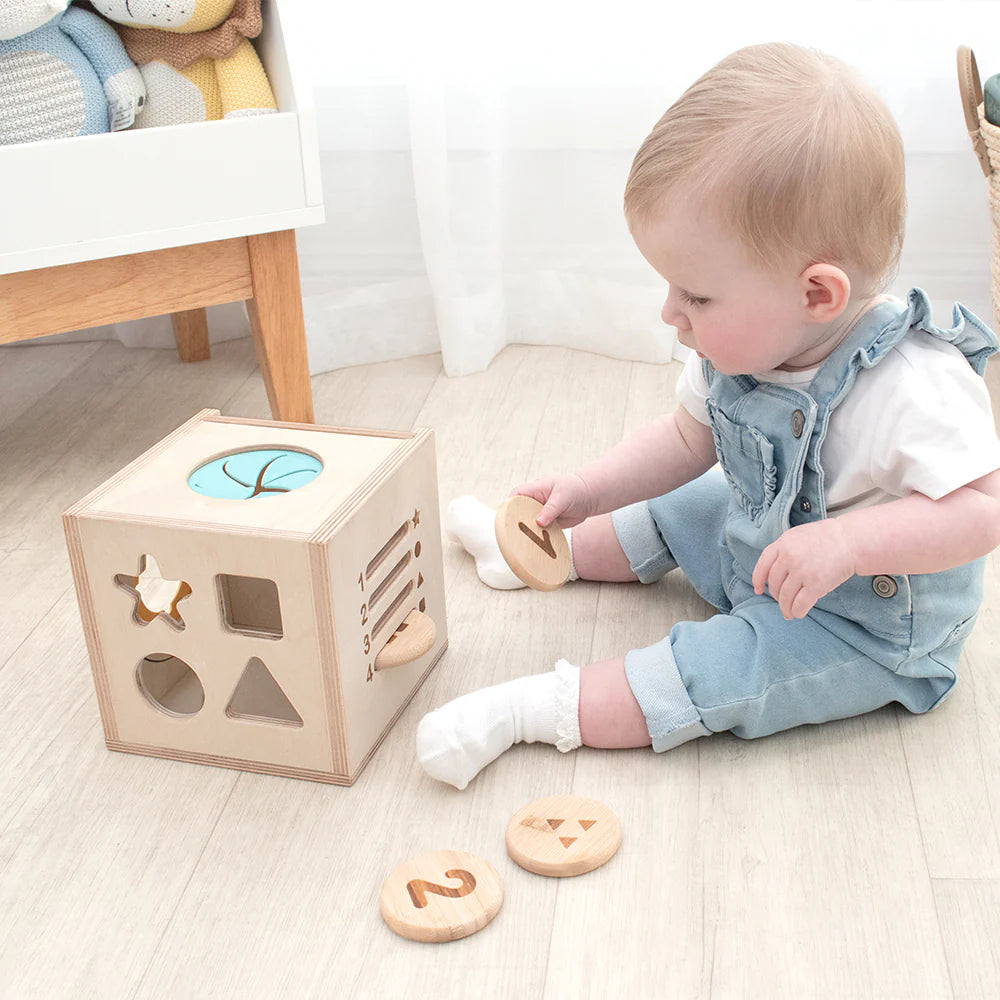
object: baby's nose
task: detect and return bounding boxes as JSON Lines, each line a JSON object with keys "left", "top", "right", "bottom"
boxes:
{"left": 662, "top": 298, "right": 690, "bottom": 331}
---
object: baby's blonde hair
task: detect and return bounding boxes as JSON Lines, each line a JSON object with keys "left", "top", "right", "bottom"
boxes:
{"left": 624, "top": 43, "right": 906, "bottom": 297}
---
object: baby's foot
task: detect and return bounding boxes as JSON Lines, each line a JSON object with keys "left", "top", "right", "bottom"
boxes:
{"left": 416, "top": 661, "right": 582, "bottom": 789}
{"left": 444, "top": 496, "right": 526, "bottom": 589}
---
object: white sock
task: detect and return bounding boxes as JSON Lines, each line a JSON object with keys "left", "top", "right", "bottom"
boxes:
{"left": 416, "top": 659, "right": 583, "bottom": 790}
{"left": 444, "top": 495, "right": 578, "bottom": 590}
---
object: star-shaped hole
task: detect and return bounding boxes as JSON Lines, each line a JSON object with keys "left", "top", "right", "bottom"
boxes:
{"left": 115, "top": 554, "right": 192, "bottom": 630}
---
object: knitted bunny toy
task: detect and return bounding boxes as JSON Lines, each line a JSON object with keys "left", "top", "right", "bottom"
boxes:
{"left": 90, "top": 0, "right": 277, "bottom": 128}
{"left": 0, "top": 0, "right": 145, "bottom": 144}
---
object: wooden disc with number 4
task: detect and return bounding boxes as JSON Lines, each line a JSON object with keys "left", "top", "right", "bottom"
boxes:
{"left": 494, "top": 495, "right": 571, "bottom": 591}
{"left": 380, "top": 850, "right": 504, "bottom": 943}
{"left": 506, "top": 795, "right": 621, "bottom": 877}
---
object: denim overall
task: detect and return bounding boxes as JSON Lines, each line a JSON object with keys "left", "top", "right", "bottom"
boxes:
{"left": 611, "top": 288, "right": 998, "bottom": 752}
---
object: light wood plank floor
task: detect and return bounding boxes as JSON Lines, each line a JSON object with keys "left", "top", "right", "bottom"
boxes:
{"left": 1, "top": 336, "right": 999, "bottom": 999}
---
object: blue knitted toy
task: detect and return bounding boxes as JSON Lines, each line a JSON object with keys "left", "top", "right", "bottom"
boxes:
{"left": 985, "top": 73, "right": 1000, "bottom": 127}
{"left": 0, "top": 1, "right": 145, "bottom": 145}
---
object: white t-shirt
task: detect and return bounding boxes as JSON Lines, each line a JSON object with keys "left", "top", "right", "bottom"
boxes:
{"left": 676, "top": 314, "right": 1000, "bottom": 516}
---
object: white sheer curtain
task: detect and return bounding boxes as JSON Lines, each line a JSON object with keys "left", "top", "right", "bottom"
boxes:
{"left": 299, "top": 0, "right": 999, "bottom": 375}
{"left": 298, "top": 82, "right": 675, "bottom": 376}
{"left": 27, "top": 1, "right": 1000, "bottom": 373}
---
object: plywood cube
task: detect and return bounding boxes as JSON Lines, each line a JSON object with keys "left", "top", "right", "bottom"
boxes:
{"left": 63, "top": 409, "right": 447, "bottom": 785}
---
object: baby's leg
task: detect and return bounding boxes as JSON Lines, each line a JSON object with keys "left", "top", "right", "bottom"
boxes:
{"left": 447, "top": 470, "right": 728, "bottom": 592}
{"left": 570, "top": 515, "right": 639, "bottom": 583}
{"left": 444, "top": 498, "right": 637, "bottom": 588}
{"left": 415, "top": 653, "right": 654, "bottom": 790}
{"left": 578, "top": 657, "right": 651, "bottom": 747}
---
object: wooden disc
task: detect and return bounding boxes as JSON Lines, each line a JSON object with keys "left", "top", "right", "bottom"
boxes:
{"left": 506, "top": 795, "right": 621, "bottom": 877}
{"left": 379, "top": 850, "right": 503, "bottom": 943}
{"left": 374, "top": 609, "right": 436, "bottom": 670}
{"left": 494, "top": 495, "right": 571, "bottom": 591}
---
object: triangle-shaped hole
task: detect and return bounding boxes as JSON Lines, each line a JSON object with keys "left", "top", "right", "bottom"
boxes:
{"left": 226, "top": 657, "right": 303, "bottom": 728}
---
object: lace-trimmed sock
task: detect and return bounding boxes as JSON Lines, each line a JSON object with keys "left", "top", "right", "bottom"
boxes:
{"left": 415, "top": 659, "right": 582, "bottom": 789}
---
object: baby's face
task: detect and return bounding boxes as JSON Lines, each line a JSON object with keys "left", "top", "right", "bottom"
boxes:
{"left": 632, "top": 197, "right": 812, "bottom": 375}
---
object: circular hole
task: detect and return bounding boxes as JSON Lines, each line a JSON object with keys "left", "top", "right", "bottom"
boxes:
{"left": 136, "top": 653, "right": 205, "bottom": 717}
{"left": 188, "top": 447, "right": 323, "bottom": 500}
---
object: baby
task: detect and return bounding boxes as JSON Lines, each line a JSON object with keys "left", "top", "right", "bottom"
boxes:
{"left": 416, "top": 42, "right": 1000, "bottom": 790}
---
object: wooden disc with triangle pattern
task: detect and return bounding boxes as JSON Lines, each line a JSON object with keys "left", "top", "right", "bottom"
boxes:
{"left": 505, "top": 794, "right": 621, "bottom": 877}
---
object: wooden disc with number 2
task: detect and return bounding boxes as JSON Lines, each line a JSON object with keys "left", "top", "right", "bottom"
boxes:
{"left": 380, "top": 850, "right": 503, "bottom": 943}
{"left": 494, "top": 495, "right": 572, "bottom": 591}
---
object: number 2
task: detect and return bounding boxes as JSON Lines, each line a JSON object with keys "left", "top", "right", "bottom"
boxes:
{"left": 406, "top": 869, "right": 477, "bottom": 909}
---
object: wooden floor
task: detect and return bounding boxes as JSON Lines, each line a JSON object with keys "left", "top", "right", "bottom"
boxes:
{"left": 1, "top": 335, "right": 1000, "bottom": 999}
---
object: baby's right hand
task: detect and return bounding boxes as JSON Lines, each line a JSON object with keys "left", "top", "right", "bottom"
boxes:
{"left": 510, "top": 474, "right": 596, "bottom": 529}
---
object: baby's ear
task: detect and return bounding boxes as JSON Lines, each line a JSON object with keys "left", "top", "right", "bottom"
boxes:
{"left": 800, "top": 264, "right": 850, "bottom": 322}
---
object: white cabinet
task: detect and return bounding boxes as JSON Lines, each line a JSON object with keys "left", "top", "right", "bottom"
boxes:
{"left": 0, "top": 1, "right": 324, "bottom": 424}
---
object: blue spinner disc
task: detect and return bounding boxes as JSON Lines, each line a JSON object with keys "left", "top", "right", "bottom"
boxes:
{"left": 188, "top": 448, "right": 323, "bottom": 500}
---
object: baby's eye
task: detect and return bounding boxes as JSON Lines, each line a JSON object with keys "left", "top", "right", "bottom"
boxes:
{"left": 680, "top": 290, "right": 710, "bottom": 307}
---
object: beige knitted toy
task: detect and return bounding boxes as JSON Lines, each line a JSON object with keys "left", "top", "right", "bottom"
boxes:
{"left": 91, "top": 0, "right": 277, "bottom": 127}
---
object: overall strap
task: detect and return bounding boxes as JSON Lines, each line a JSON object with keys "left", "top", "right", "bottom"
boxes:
{"left": 799, "top": 288, "right": 997, "bottom": 523}
{"left": 808, "top": 287, "right": 997, "bottom": 418}
{"left": 896, "top": 287, "right": 998, "bottom": 375}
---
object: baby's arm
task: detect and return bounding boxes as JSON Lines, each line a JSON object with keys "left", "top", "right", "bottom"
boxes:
{"left": 524, "top": 406, "right": 717, "bottom": 529}
{"left": 754, "top": 468, "right": 1000, "bottom": 619}
{"left": 841, "top": 469, "right": 1000, "bottom": 573}
{"left": 575, "top": 405, "right": 718, "bottom": 514}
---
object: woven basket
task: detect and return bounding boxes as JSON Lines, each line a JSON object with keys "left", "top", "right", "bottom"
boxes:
{"left": 958, "top": 46, "right": 1000, "bottom": 325}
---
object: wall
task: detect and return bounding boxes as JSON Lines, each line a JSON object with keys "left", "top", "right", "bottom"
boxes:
{"left": 24, "top": 0, "right": 1000, "bottom": 361}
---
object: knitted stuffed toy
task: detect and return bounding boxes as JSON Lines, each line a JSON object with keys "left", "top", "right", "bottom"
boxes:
{"left": 986, "top": 73, "right": 1000, "bottom": 127}
{"left": 0, "top": 0, "right": 145, "bottom": 145}
{"left": 90, "top": 0, "right": 278, "bottom": 128}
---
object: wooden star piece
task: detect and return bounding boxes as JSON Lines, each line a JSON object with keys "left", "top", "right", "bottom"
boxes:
{"left": 115, "top": 554, "right": 192, "bottom": 628}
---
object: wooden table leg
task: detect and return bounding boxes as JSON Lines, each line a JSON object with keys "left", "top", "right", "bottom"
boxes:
{"left": 246, "top": 229, "right": 315, "bottom": 424}
{"left": 171, "top": 308, "right": 211, "bottom": 362}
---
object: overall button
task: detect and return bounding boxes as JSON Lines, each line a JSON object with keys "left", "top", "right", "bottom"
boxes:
{"left": 872, "top": 575, "right": 898, "bottom": 599}
{"left": 791, "top": 409, "right": 806, "bottom": 438}
{"left": 798, "top": 497, "right": 811, "bottom": 513}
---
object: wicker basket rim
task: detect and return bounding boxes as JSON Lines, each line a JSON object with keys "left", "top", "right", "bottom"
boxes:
{"left": 978, "top": 102, "right": 1000, "bottom": 146}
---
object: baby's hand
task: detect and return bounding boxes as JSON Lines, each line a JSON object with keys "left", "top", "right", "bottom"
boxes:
{"left": 511, "top": 474, "right": 596, "bottom": 529}
{"left": 752, "top": 519, "right": 857, "bottom": 619}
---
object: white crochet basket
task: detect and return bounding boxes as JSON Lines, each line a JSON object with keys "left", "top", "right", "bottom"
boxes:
{"left": 0, "top": 0, "right": 323, "bottom": 276}
{"left": 958, "top": 46, "right": 1000, "bottom": 327}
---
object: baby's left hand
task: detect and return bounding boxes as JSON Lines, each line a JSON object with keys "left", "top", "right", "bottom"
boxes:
{"left": 752, "top": 519, "right": 857, "bottom": 619}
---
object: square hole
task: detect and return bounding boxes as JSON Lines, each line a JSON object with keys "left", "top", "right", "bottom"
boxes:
{"left": 217, "top": 575, "right": 283, "bottom": 639}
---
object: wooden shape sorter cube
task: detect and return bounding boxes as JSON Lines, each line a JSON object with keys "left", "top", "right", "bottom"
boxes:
{"left": 62, "top": 409, "right": 448, "bottom": 785}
